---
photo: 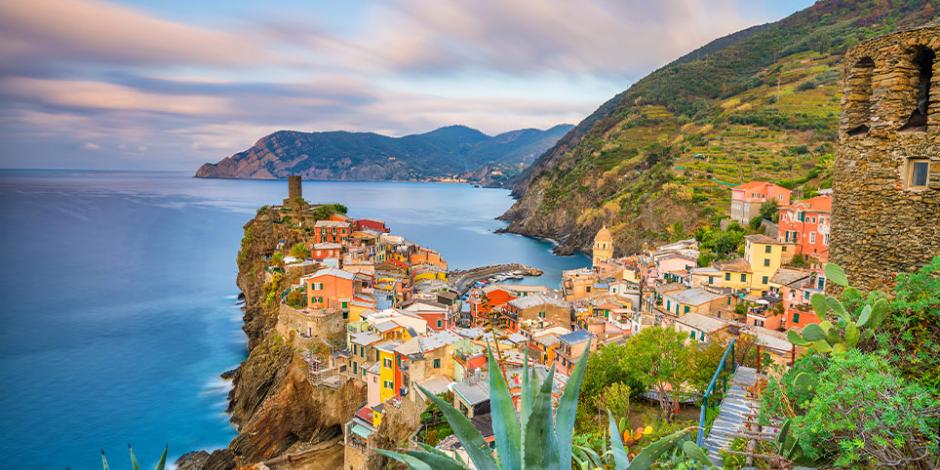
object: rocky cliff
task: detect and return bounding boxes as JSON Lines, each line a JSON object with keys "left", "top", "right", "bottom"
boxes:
{"left": 501, "top": 0, "right": 937, "bottom": 255}
{"left": 195, "top": 124, "right": 573, "bottom": 185}
{"left": 185, "top": 204, "right": 366, "bottom": 469}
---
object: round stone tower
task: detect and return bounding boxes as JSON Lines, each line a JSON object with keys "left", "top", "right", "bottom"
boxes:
{"left": 830, "top": 25, "right": 940, "bottom": 290}
{"left": 592, "top": 225, "right": 614, "bottom": 268}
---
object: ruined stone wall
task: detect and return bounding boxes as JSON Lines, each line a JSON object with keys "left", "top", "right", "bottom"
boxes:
{"left": 831, "top": 25, "right": 940, "bottom": 290}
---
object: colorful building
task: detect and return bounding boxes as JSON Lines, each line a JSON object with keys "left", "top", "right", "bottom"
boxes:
{"left": 556, "top": 329, "right": 592, "bottom": 376}
{"left": 314, "top": 220, "right": 351, "bottom": 244}
{"left": 662, "top": 287, "right": 727, "bottom": 316}
{"left": 310, "top": 242, "right": 342, "bottom": 261}
{"left": 592, "top": 225, "right": 614, "bottom": 267}
{"left": 304, "top": 267, "right": 355, "bottom": 311}
{"left": 778, "top": 194, "right": 832, "bottom": 263}
{"left": 730, "top": 181, "right": 792, "bottom": 224}
{"left": 743, "top": 234, "right": 788, "bottom": 295}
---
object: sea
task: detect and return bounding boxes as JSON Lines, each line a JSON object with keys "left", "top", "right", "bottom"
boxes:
{"left": 0, "top": 170, "right": 588, "bottom": 469}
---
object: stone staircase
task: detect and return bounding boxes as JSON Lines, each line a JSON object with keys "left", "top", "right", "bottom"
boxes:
{"left": 702, "top": 366, "right": 760, "bottom": 466}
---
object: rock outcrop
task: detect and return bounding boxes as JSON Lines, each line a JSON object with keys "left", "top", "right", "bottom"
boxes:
{"left": 181, "top": 204, "right": 366, "bottom": 469}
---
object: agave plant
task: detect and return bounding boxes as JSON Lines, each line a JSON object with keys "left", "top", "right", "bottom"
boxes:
{"left": 100, "top": 445, "right": 167, "bottom": 470}
{"left": 378, "top": 340, "right": 710, "bottom": 469}
{"left": 786, "top": 263, "right": 887, "bottom": 355}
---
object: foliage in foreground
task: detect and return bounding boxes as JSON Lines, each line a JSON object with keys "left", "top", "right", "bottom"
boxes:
{"left": 378, "top": 341, "right": 711, "bottom": 469}
{"left": 761, "top": 260, "right": 940, "bottom": 469}
{"left": 99, "top": 446, "right": 167, "bottom": 470}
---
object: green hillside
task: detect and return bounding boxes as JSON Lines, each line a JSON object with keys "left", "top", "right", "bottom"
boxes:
{"left": 501, "top": 0, "right": 938, "bottom": 254}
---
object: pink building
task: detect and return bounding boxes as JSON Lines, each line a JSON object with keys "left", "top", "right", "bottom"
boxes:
{"left": 730, "top": 182, "right": 792, "bottom": 224}
{"left": 777, "top": 195, "right": 831, "bottom": 263}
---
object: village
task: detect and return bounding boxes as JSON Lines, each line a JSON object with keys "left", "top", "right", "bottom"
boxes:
{"left": 257, "top": 169, "right": 847, "bottom": 469}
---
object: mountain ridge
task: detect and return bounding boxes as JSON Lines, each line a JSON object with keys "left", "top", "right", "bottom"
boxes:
{"left": 195, "top": 124, "right": 573, "bottom": 185}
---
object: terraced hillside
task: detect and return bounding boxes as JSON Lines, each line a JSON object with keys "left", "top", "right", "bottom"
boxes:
{"left": 501, "top": 0, "right": 938, "bottom": 255}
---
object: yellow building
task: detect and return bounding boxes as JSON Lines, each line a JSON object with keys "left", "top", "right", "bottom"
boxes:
{"left": 376, "top": 342, "right": 399, "bottom": 403}
{"left": 714, "top": 258, "right": 752, "bottom": 291}
{"left": 592, "top": 225, "right": 614, "bottom": 267}
{"left": 744, "top": 234, "right": 786, "bottom": 294}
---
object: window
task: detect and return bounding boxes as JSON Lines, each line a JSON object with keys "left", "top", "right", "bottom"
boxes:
{"left": 762, "top": 275, "right": 769, "bottom": 285}
{"left": 586, "top": 286, "right": 591, "bottom": 293}
{"left": 901, "top": 46, "right": 934, "bottom": 131}
{"left": 755, "top": 319, "right": 764, "bottom": 327}
{"left": 817, "top": 277, "right": 825, "bottom": 290}
{"left": 763, "top": 259, "right": 770, "bottom": 267}
{"left": 725, "top": 273, "right": 731, "bottom": 281}
{"left": 433, "top": 358, "right": 441, "bottom": 369}
{"left": 352, "top": 362, "right": 358, "bottom": 374}
{"left": 708, "top": 276, "right": 714, "bottom": 285}
{"left": 908, "top": 160, "right": 930, "bottom": 188}
{"left": 666, "top": 299, "right": 671, "bottom": 311}
{"left": 740, "top": 273, "right": 747, "bottom": 282}
{"left": 824, "top": 234, "right": 830, "bottom": 246}
{"left": 684, "top": 306, "right": 690, "bottom": 314}
{"left": 341, "top": 301, "right": 348, "bottom": 309}
{"left": 436, "top": 319, "right": 443, "bottom": 328}
{"left": 383, "top": 380, "right": 393, "bottom": 389}
{"left": 383, "top": 358, "right": 392, "bottom": 368}
{"left": 690, "top": 331, "right": 696, "bottom": 339}
{"left": 538, "top": 311, "right": 545, "bottom": 319}
{"left": 798, "top": 211, "right": 805, "bottom": 222}
{"left": 809, "top": 232, "right": 816, "bottom": 244}
{"left": 792, "top": 313, "right": 801, "bottom": 324}
{"left": 700, "top": 331, "right": 705, "bottom": 341}
{"left": 764, "top": 245, "right": 772, "bottom": 254}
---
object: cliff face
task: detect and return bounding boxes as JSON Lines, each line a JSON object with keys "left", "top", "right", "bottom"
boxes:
{"left": 501, "top": 0, "right": 937, "bottom": 255}
{"left": 195, "top": 124, "right": 573, "bottom": 184}
{"left": 191, "top": 205, "right": 366, "bottom": 469}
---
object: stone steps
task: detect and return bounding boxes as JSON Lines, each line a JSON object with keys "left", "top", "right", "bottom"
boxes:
{"left": 702, "top": 366, "right": 761, "bottom": 466}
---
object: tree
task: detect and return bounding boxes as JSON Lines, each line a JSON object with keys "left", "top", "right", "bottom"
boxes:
{"left": 879, "top": 256, "right": 940, "bottom": 389}
{"left": 620, "top": 327, "right": 693, "bottom": 421}
{"left": 595, "top": 382, "right": 632, "bottom": 423}
{"left": 582, "top": 343, "right": 633, "bottom": 400}
{"left": 289, "top": 242, "right": 308, "bottom": 259}
{"left": 271, "top": 251, "right": 284, "bottom": 267}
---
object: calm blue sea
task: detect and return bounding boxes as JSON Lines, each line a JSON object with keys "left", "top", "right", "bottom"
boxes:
{"left": 0, "top": 170, "right": 588, "bottom": 469}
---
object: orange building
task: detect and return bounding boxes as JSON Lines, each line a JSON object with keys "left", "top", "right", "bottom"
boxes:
{"left": 304, "top": 268, "right": 355, "bottom": 310}
{"left": 314, "top": 220, "right": 351, "bottom": 244}
{"left": 471, "top": 287, "right": 516, "bottom": 325}
{"left": 409, "top": 248, "right": 448, "bottom": 271}
{"left": 310, "top": 242, "right": 342, "bottom": 261}
{"left": 778, "top": 194, "right": 831, "bottom": 263}
{"left": 730, "top": 181, "right": 792, "bottom": 224}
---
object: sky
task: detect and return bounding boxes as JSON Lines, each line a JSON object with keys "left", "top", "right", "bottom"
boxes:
{"left": 0, "top": 0, "right": 815, "bottom": 170}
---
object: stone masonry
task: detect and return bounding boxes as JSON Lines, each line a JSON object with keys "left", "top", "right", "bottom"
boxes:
{"left": 831, "top": 25, "right": 940, "bottom": 290}
{"left": 288, "top": 174, "right": 303, "bottom": 200}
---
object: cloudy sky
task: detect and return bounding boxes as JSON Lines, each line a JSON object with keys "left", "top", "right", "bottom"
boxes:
{"left": 0, "top": 0, "right": 813, "bottom": 170}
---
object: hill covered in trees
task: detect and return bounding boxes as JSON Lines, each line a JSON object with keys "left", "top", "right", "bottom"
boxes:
{"left": 501, "top": 0, "right": 938, "bottom": 254}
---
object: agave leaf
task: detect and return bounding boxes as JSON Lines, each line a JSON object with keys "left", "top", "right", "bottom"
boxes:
{"left": 810, "top": 293, "right": 828, "bottom": 317}
{"left": 826, "top": 297, "right": 849, "bottom": 322}
{"left": 575, "top": 444, "right": 604, "bottom": 469}
{"left": 418, "top": 442, "right": 459, "bottom": 461}
{"left": 802, "top": 323, "right": 826, "bottom": 341}
{"left": 608, "top": 410, "right": 629, "bottom": 470}
{"left": 844, "top": 321, "right": 860, "bottom": 348}
{"left": 571, "top": 451, "right": 589, "bottom": 470}
{"left": 418, "top": 385, "right": 498, "bottom": 470}
{"left": 625, "top": 428, "right": 689, "bottom": 470}
{"left": 374, "top": 449, "right": 434, "bottom": 470}
{"left": 681, "top": 441, "right": 711, "bottom": 467}
{"left": 521, "top": 346, "right": 533, "bottom": 436}
{"left": 556, "top": 338, "right": 591, "bottom": 468}
{"left": 155, "top": 445, "right": 167, "bottom": 470}
{"left": 787, "top": 329, "right": 809, "bottom": 346}
{"left": 129, "top": 446, "right": 139, "bottom": 470}
{"left": 811, "top": 339, "right": 832, "bottom": 353}
{"left": 524, "top": 365, "right": 561, "bottom": 470}
{"left": 100, "top": 450, "right": 109, "bottom": 470}
{"left": 824, "top": 263, "right": 849, "bottom": 287}
{"left": 404, "top": 449, "right": 468, "bottom": 470}
{"left": 486, "top": 346, "right": 521, "bottom": 470}
{"left": 777, "top": 419, "right": 791, "bottom": 445}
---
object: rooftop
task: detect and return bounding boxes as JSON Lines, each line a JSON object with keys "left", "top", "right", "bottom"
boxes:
{"left": 314, "top": 220, "right": 350, "bottom": 227}
{"left": 306, "top": 267, "right": 356, "bottom": 281}
{"left": 676, "top": 312, "right": 729, "bottom": 333}
{"left": 770, "top": 268, "right": 812, "bottom": 287}
{"left": 715, "top": 258, "right": 751, "bottom": 273}
{"left": 665, "top": 287, "right": 725, "bottom": 306}
{"left": 559, "top": 329, "right": 592, "bottom": 345}
{"left": 745, "top": 234, "right": 785, "bottom": 245}
{"left": 508, "top": 293, "right": 568, "bottom": 310}
{"left": 394, "top": 330, "right": 462, "bottom": 356}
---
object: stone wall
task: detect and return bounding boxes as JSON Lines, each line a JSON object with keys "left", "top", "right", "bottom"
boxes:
{"left": 288, "top": 175, "right": 303, "bottom": 200}
{"left": 831, "top": 25, "right": 940, "bottom": 290}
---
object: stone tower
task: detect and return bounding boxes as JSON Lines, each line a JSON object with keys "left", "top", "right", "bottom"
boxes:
{"left": 287, "top": 175, "right": 302, "bottom": 200}
{"left": 592, "top": 225, "right": 614, "bottom": 267}
{"left": 830, "top": 25, "right": 940, "bottom": 290}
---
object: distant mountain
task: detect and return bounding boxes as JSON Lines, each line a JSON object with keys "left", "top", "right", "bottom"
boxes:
{"left": 194, "top": 124, "right": 573, "bottom": 184}
{"left": 501, "top": 0, "right": 938, "bottom": 255}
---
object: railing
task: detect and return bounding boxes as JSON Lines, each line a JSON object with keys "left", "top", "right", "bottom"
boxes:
{"left": 696, "top": 338, "right": 736, "bottom": 446}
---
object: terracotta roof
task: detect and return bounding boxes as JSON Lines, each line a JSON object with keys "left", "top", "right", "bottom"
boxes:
{"left": 732, "top": 181, "right": 789, "bottom": 192}
{"left": 793, "top": 195, "right": 832, "bottom": 212}
{"left": 715, "top": 258, "right": 751, "bottom": 273}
